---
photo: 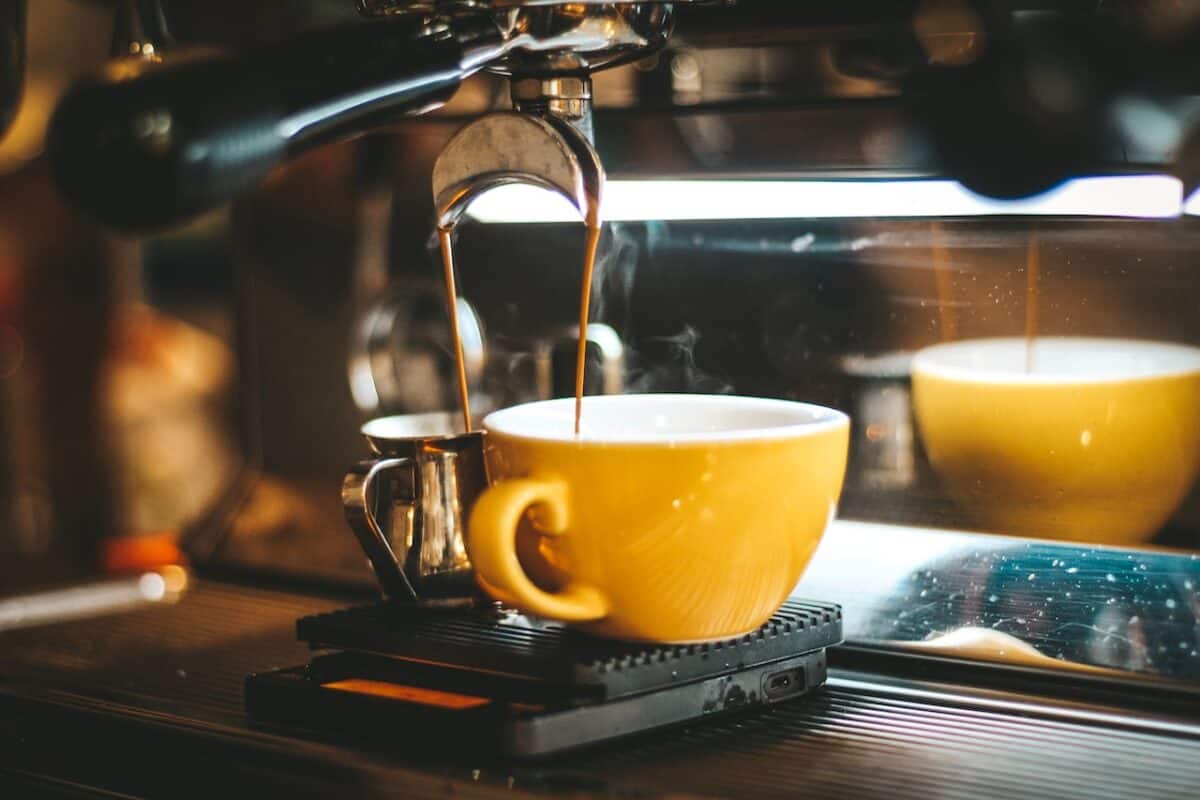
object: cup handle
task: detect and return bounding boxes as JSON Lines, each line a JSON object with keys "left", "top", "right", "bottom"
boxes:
{"left": 342, "top": 458, "right": 418, "bottom": 601}
{"left": 468, "top": 477, "right": 609, "bottom": 622}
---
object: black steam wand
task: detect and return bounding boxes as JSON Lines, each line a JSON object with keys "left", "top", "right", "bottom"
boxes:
{"left": 46, "top": 8, "right": 507, "bottom": 231}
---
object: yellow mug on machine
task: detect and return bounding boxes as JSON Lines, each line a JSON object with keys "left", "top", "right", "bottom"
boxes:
{"left": 913, "top": 337, "right": 1200, "bottom": 545}
{"left": 467, "top": 394, "right": 850, "bottom": 643}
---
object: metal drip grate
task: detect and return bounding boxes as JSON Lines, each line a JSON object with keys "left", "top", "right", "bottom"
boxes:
{"left": 298, "top": 599, "right": 843, "bottom": 698}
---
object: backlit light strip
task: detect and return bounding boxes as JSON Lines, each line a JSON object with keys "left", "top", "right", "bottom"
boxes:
{"left": 1185, "top": 187, "right": 1200, "bottom": 216}
{"left": 466, "top": 175, "right": 1183, "bottom": 223}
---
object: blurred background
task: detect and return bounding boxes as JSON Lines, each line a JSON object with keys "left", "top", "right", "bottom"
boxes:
{"left": 3, "top": 0, "right": 1200, "bottom": 599}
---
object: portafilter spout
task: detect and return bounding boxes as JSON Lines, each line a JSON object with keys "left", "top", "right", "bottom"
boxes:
{"left": 433, "top": 79, "right": 605, "bottom": 232}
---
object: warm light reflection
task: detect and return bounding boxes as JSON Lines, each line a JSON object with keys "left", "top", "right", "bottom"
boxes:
{"left": 160, "top": 565, "right": 190, "bottom": 594}
{"left": 466, "top": 175, "right": 1184, "bottom": 223}
{"left": 138, "top": 572, "right": 167, "bottom": 602}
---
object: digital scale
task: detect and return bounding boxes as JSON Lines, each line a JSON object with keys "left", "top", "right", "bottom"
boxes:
{"left": 245, "top": 599, "right": 842, "bottom": 758}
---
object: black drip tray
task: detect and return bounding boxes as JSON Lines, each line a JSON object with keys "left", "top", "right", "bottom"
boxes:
{"left": 254, "top": 600, "right": 844, "bottom": 757}
{"left": 297, "top": 599, "right": 843, "bottom": 700}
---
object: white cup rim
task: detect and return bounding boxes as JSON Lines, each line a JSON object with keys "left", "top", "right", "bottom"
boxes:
{"left": 482, "top": 393, "right": 849, "bottom": 445}
{"left": 913, "top": 337, "right": 1200, "bottom": 386}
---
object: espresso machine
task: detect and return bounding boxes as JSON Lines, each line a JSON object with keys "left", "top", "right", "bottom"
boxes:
{"left": 32, "top": 0, "right": 857, "bottom": 756}
{"left": 5, "top": 0, "right": 1200, "bottom": 791}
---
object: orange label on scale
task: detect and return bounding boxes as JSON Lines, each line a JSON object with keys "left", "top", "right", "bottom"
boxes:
{"left": 322, "top": 679, "right": 492, "bottom": 710}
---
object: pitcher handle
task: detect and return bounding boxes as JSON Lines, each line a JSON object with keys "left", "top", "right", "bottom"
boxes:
{"left": 342, "top": 458, "right": 418, "bottom": 601}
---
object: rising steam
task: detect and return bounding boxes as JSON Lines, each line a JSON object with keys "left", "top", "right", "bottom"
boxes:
{"left": 625, "top": 325, "right": 736, "bottom": 395}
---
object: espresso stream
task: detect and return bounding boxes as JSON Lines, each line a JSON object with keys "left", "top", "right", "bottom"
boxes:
{"left": 438, "top": 228, "right": 474, "bottom": 433}
{"left": 439, "top": 212, "right": 603, "bottom": 435}
{"left": 931, "top": 222, "right": 1040, "bottom": 374}
{"left": 1024, "top": 229, "right": 1039, "bottom": 374}
{"left": 930, "top": 222, "right": 958, "bottom": 343}
{"left": 574, "top": 224, "right": 604, "bottom": 434}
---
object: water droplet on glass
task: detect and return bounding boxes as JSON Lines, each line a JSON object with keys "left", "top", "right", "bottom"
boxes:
{"left": 1106, "top": 573, "right": 1116, "bottom": 583}
{"left": 1066, "top": 567, "right": 1079, "bottom": 574}
{"left": 988, "top": 594, "right": 999, "bottom": 603}
{"left": 790, "top": 234, "right": 816, "bottom": 253}
{"left": 1028, "top": 573, "right": 1037, "bottom": 581}
{"left": 1166, "top": 598, "right": 1177, "bottom": 609}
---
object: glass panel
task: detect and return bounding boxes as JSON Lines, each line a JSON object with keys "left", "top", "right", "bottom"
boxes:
{"left": 449, "top": 210, "right": 1200, "bottom": 551}
{"left": 433, "top": 204, "right": 1200, "bottom": 683}
{"left": 798, "top": 521, "right": 1200, "bottom": 684}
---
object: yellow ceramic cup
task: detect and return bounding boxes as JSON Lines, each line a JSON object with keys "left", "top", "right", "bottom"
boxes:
{"left": 912, "top": 337, "right": 1200, "bottom": 544}
{"left": 467, "top": 394, "right": 849, "bottom": 643}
